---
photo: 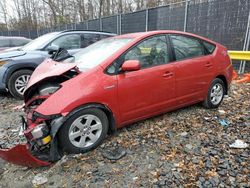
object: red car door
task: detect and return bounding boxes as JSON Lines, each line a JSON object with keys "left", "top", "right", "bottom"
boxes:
{"left": 169, "top": 34, "right": 214, "bottom": 106}
{"left": 116, "top": 35, "right": 176, "bottom": 124}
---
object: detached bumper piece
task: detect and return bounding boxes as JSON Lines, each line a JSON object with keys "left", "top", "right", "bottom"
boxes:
{"left": 0, "top": 144, "right": 50, "bottom": 167}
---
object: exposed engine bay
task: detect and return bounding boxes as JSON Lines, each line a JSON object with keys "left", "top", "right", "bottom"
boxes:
{"left": 0, "top": 63, "right": 80, "bottom": 167}
{"left": 23, "top": 68, "right": 79, "bottom": 161}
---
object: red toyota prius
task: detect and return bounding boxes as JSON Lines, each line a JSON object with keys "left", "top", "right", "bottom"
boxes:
{"left": 0, "top": 30, "right": 233, "bottom": 167}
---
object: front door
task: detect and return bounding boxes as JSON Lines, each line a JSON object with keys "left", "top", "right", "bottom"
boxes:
{"left": 116, "top": 35, "right": 176, "bottom": 123}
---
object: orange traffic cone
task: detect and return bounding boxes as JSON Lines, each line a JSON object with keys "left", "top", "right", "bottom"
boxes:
{"left": 236, "top": 73, "right": 250, "bottom": 83}
{"left": 232, "top": 69, "right": 238, "bottom": 80}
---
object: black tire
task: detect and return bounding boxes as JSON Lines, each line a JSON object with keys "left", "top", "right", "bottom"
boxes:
{"left": 203, "top": 78, "right": 226, "bottom": 109}
{"left": 58, "top": 108, "right": 109, "bottom": 154}
{"left": 8, "top": 69, "right": 33, "bottom": 99}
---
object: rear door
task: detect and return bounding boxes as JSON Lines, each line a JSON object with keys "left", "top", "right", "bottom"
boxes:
{"left": 169, "top": 34, "right": 214, "bottom": 105}
{"left": 115, "top": 35, "right": 176, "bottom": 123}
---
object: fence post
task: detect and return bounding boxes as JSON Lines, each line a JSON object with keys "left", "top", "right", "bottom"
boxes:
{"left": 145, "top": 9, "right": 149, "bottom": 31}
{"left": 36, "top": 28, "right": 39, "bottom": 37}
{"left": 183, "top": 0, "right": 190, "bottom": 32}
{"left": 240, "top": 11, "right": 250, "bottom": 74}
{"left": 100, "top": 18, "right": 102, "bottom": 31}
{"left": 116, "top": 15, "right": 119, "bottom": 34}
{"left": 86, "top": 21, "right": 89, "bottom": 30}
{"left": 119, "top": 14, "right": 122, "bottom": 34}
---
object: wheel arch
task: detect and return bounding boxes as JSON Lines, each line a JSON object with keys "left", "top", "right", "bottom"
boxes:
{"left": 64, "top": 103, "right": 117, "bottom": 134}
{"left": 215, "top": 74, "right": 228, "bottom": 94}
{"left": 5, "top": 64, "right": 36, "bottom": 88}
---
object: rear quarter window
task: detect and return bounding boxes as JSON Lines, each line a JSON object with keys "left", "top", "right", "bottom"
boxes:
{"left": 203, "top": 41, "right": 216, "bottom": 54}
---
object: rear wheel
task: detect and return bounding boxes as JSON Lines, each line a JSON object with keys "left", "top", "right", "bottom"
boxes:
{"left": 58, "top": 108, "right": 109, "bottom": 154}
{"left": 203, "top": 78, "right": 226, "bottom": 108}
{"left": 8, "top": 69, "right": 33, "bottom": 99}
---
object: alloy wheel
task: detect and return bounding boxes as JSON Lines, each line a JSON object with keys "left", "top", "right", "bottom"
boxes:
{"left": 14, "top": 74, "right": 31, "bottom": 95}
{"left": 68, "top": 114, "right": 103, "bottom": 148}
{"left": 210, "top": 83, "right": 223, "bottom": 105}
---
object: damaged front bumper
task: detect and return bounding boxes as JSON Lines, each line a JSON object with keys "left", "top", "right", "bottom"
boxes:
{"left": 0, "top": 144, "right": 50, "bottom": 167}
{"left": 0, "top": 116, "right": 65, "bottom": 167}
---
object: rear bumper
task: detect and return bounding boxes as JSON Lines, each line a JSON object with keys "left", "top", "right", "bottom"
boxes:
{"left": 0, "top": 144, "right": 50, "bottom": 167}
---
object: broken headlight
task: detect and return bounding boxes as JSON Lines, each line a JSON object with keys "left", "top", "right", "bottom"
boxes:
{"left": 29, "top": 123, "right": 51, "bottom": 146}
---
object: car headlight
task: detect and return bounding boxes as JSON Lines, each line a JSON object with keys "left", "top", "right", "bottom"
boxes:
{"left": 30, "top": 122, "right": 52, "bottom": 146}
{"left": 0, "top": 60, "right": 7, "bottom": 66}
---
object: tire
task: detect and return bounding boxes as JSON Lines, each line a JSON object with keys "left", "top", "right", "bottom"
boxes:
{"left": 203, "top": 78, "right": 226, "bottom": 109}
{"left": 8, "top": 69, "right": 33, "bottom": 99}
{"left": 58, "top": 108, "right": 109, "bottom": 154}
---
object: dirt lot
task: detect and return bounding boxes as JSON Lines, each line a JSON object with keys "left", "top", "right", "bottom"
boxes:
{"left": 0, "top": 82, "right": 249, "bottom": 188}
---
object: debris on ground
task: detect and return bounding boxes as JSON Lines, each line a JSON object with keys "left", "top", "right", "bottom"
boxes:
{"left": 229, "top": 139, "right": 249, "bottom": 149}
{"left": 32, "top": 173, "right": 48, "bottom": 186}
{"left": 218, "top": 119, "right": 230, "bottom": 127}
{"left": 101, "top": 147, "right": 127, "bottom": 161}
{"left": 0, "top": 83, "right": 249, "bottom": 187}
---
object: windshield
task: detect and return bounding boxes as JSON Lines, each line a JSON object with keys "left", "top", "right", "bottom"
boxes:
{"left": 22, "top": 32, "right": 59, "bottom": 51}
{"left": 74, "top": 38, "right": 132, "bottom": 71}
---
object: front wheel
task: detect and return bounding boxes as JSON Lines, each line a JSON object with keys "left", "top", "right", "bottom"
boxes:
{"left": 8, "top": 69, "right": 33, "bottom": 99}
{"left": 203, "top": 78, "right": 226, "bottom": 109}
{"left": 58, "top": 108, "right": 109, "bottom": 154}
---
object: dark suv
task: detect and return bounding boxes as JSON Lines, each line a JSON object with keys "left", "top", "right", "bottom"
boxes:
{"left": 0, "top": 30, "right": 116, "bottom": 99}
{"left": 0, "top": 36, "right": 31, "bottom": 51}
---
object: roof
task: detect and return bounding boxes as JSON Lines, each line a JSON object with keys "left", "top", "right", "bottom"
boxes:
{"left": 59, "top": 30, "right": 116, "bottom": 36}
{"left": 0, "top": 36, "right": 31, "bottom": 39}
{"left": 114, "top": 30, "right": 216, "bottom": 44}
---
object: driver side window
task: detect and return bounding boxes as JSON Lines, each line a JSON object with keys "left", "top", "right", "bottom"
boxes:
{"left": 47, "top": 34, "right": 81, "bottom": 50}
{"left": 124, "top": 35, "right": 169, "bottom": 69}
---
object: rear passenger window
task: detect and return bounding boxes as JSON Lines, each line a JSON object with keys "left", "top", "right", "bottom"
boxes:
{"left": 203, "top": 41, "right": 216, "bottom": 54}
{"left": 81, "top": 34, "right": 101, "bottom": 48}
{"left": 170, "top": 35, "right": 204, "bottom": 61}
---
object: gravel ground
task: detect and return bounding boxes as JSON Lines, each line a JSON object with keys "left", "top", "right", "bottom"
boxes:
{"left": 0, "top": 82, "right": 249, "bottom": 188}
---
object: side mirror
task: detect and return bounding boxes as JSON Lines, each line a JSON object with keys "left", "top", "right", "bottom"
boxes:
{"left": 121, "top": 60, "right": 141, "bottom": 72}
{"left": 47, "top": 45, "right": 59, "bottom": 55}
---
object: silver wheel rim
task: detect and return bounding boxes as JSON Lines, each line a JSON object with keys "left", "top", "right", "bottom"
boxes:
{"left": 68, "top": 114, "right": 102, "bottom": 148}
{"left": 14, "top": 74, "right": 30, "bottom": 95}
{"left": 210, "top": 83, "right": 223, "bottom": 105}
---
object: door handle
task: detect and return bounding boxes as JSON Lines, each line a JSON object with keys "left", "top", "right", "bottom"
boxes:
{"left": 163, "top": 71, "right": 173, "bottom": 78}
{"left": 205, "top": 62, "right": 212, "bottom": 67}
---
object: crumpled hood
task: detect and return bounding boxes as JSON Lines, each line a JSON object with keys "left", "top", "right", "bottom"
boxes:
{"left": 26, "top": 59, "right": 77, "bottom": 90}
{"left": 0, "top": 50, "right": 26, "bottom": 59}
